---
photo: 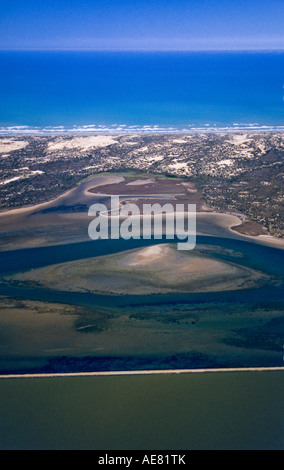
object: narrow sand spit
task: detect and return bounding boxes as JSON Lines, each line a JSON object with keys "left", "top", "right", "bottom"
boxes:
{"left": 227, "top": 216, "right": 284, "bottom": 249}
{"left": 0, "top": 367, "right": 283, "bottom": 380}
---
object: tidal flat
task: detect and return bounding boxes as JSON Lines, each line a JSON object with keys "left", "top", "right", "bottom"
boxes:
{"left": 0, "top": 173, "right": 283, "bottom": 374}
{"left": 0, "top": 235, "right": 283, "bottom": 374}
{"left": 5, "top": 243, "right": 273, "bottom": 295}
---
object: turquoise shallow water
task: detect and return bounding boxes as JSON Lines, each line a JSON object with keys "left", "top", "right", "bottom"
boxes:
{"left": 0, "top": 371, "right": 283, "bottom": 450}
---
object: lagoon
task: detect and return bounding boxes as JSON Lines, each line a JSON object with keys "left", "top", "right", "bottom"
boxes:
{"left": 0, "top": 371, "right": 283, "bottom": 450}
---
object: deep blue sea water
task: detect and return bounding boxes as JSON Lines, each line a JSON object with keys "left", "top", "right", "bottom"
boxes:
{"left": 0, "top": 51, "right": 283, "bottom": 133}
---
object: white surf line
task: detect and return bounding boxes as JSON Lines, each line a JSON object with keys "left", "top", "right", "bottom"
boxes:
{"left": 0, "top": 367, "right": 283, "bottom": 380}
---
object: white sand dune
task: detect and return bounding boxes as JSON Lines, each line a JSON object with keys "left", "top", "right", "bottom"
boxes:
{"left": 47, "top": 136, "right": 118, "bottom": 152}
{"left": 0, "top": 139, "right": 29, "bottom": 154}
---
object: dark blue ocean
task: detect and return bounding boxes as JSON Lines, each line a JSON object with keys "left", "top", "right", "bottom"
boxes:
{"left": 0, "top": 51, "right": 283, "bottom": 133}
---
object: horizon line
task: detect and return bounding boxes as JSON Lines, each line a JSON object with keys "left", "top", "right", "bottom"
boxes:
{"left": 0, "top": 48, "right": 284, "bottom": 53}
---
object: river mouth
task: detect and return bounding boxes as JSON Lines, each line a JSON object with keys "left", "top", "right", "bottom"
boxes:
{"left": 0, "top": 174, "right": 283, "bottom": 375}
{"left": 0, "top": 234, "right": 283, "bottom": 375}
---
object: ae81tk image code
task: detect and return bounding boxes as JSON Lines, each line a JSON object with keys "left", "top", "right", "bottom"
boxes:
{"left": 98, "top": 454, "right": 187, "bottom": 467}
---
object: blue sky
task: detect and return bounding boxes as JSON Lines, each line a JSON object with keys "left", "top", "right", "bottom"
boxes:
{"left": 0, "top": 0, "right": 283, "bottom": 51}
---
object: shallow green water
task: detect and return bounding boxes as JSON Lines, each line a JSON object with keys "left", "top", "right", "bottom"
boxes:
{"left": 0, "top": 371, "right": 283, "bottom": 450}
{"left": 0, "top": 236, "right": 283, "bottom": 373}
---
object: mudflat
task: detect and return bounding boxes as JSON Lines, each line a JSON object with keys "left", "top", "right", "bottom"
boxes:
{"left": 5, "top": 243, "right": 272, "bottom": 295}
